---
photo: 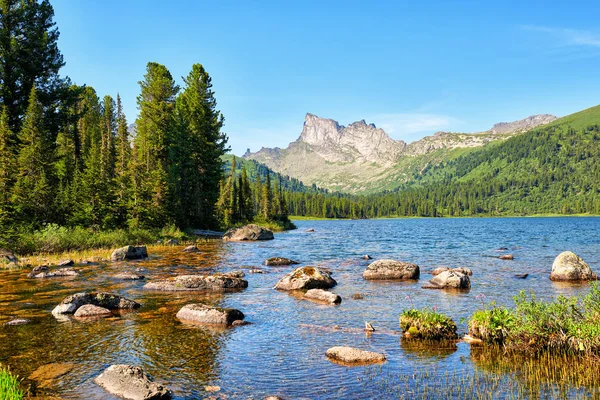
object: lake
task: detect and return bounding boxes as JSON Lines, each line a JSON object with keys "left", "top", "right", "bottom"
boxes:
{"left": 2, "top": 217, "right": 600, "bottom": 399}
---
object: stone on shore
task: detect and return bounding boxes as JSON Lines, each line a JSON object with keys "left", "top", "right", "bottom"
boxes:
{"left": 111, "top": 246, "right": 148, "bottom": 262}
{"left": 274, "top": 266, "right": 336, "bottom": 291}
{"left": 94, "top": 364, "right": 172, "bottom": 400}
{"left": 143, "top": 272, "right": 248, "bottom": 292}
{"left": 550, "top": 251, "right": 597, "bottom": 281}
{"left": 422, "top": 270, "right": 470, "bottom": 290}
{"left": 52, "top": 292, "right": 140, "bottom": 316}
{"left": 0, "top": 249, "right": 17, "bottom": 264}
{"left": 223, "top": 224, "right": 274, "bottom": 242}
{"left": 363, "top": 259, "right": 420, "bottom": 280}
{"left": 265, "top": 257, "right": 299, "bottom": 266}
{"left": 325, "top": 346, "right": 386, "bottom": 365}
{"left": 303, "top": 289, "right": 342, "bottom": 304}
{"left": 176, "top": 304, "right": 244, "bottom": 326}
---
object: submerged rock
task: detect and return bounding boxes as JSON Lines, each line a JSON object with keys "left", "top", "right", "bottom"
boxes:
{"left": 303, "top": 289, "right": 341, "bottom": 304}
{"left": 182, "top": 245, "right": 200, "bottom": 253}
{"left": 143, "top": 272, "right": 248, "bottom": 292}
{"left": 305, "top": 228, "right": 315, "bottom": 232}
{"left": 325, "top": 346, "right": 386, "bottom": 365}
{"left": 550, "top": 251, "right": 597, "bottom": 281}
{"left": 113, "top": 272, "right": 145, "bottom": 280}
{"left": 176, "top": 304, "right": 244, "bottom": 326}
{"left": 4, "top": 318, "right": 31, "bottom": 326}
{"left": 514, "top": 273, "right": 529, "bottom": 279}
{"left": 111, "top": 245, "right": 148, "bottom": 262}
{"left": 274, "top": 266, "right": 336, "bottom": 291}
{"left": 422, "top": 270, "right": 470, "bottom": 290}
{"left": 28, "top": 266, "right": 79, "bottom": 279}
{"left": 52, "top": 292, "right": 140, "bottom": 315}
{"left": 73, "top": 304, "right": 112, "bottom": 318}
{"left": 94, "top": 364, "right": 172, "bottom": 400}
{"left": 362, "top": 255, "right": 372, "bottom": 260}
{"left": 223, "top": 224, "right": 274, "bottom": 242}
{"left": 499, "top": 254, "right": 514, "bottom": 260}
{"left": 265, "top": 257, "right": 299, "bottom": 266}
{"left": 363, "top": 259, "right": 420, "bottom": 280}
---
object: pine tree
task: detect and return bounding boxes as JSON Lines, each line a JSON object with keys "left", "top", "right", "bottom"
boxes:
{"left": 262, "top": 171, "right": 273, "bottom": 220}
{"left": 100, "top": 95, "right": 116, "bottom": 183}
{"left": 240, "top": 166, "right": 253, "bottom": 221}
{"left": 0, "top": 107, "right": 14, "bottom": 226}
{"left": 114, "top": 94, "right": 131, "bottom": 225}
{"left": 11, "top": 87, "right": 54, "bottom": 225}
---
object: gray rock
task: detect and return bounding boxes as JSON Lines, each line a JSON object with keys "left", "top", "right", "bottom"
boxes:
{"left": 111, "top": 246, "right": 148, "bottom": 262}
{"left": 143, "top": 272, "right": 248, "bottom": 292}
{"left": 176, "top": 304, "right": 244, "bottom": 326}
{"left": 363, "top": 259, "right": 420, "bottom": 280}
{"left": 165, "top": 239, "right": 179, "bottom": 246}
{"left": 223, "top": 224, "right": 274, "bottom": 242}
{"left": 28, "top": 266, "right": 79, "bottom": 279}
{"left": 0, "top": 249, "right": 17, "bottom": 263}
{"left": 52, "top": 292, "right": 140, "bottom": 315}
{"left": 274, "top": 266, "right": 336, "bottom": 291}
{"left": 4, "top": 318, "right": 30, "bottom": 326}
{"left": 432, "top": 266, "right": 472, "bottom": 276}
{"left": 56, "top": 259, "right": 74, "bottom": 267}
{"left": 325, "top": 346, "right": 386, "bottom": 365}
{"left": 73, "top": 304, "right": 112, "bottom": 318}
{"left": 304, "top": 289, "right": 341, "bottom": 304}
{"left": 422, "top": 270, "right": 470, "bottom": 290}
{"left": 362, "top": 255, "right": 372, "bottom": 260}
{"left": 113, "top": 273, "right": 145, "bottom": 280}
{"left": 550, "top": 251, "right": 597, "bottom": 281}
{"left": 94, "top": 364, "right": 172, "bottom": 400}
{"left": 265, "top": 257, "right": 299, "bottom": 266}
{"left": 182, "top": 245, "right": 200, "bottom": 253}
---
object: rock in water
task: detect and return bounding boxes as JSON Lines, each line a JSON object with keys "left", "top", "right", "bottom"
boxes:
{"left": 362, "top": 255, "right": 372, "bottom": 260}
{"left": 223, "top": 224, "right": 274, "bottom": 242}
{"left": 94, "top": 364, "right": 172, "bottom": 400}
{"left": 143, "top": 272, "right": 248, "bottom": 292}
{"left": 362, "top": 259, "right": 420, "bottom": 280}
{"left": 550, "top": 251, "right": 597, "bottom": 281}
{"left": 182, "top": 245, "right": 200, "bottom": 253}
{"left": 28, "top": 266, "right": 79, "bottom": 279}
{"left": 73, "top": 304, "right": 112, "bottom": 318}
{"left": 325, "top": 346, "right": 386, "bottom": 365}
{"left": 52, "top": 292, "right": 140, "bottom": 315}
{"left": 274, "top": 266, "right": 336, "bottom": 290}
{"left": 176, "top": 304, "right": 245, "bottom": 326}
{"left": 499, "top": 254, "right": 514, "bottom": 260}
{"left": 265, "top": 257, "right": 299, "bottom": 266}
{"left": 422, "top": 270, "right": 470, "bottom": 290}
{"left": 303, "top": 289, "right": 342, "bottom": 304}
{"left": 365, "top": 322, "right": 375, "bottom": 332}
{"left": 113, "top": 273, "right": 145, "bottom": 280}
{"left": 111, "top": 246, "right": 148, "bottom": 262}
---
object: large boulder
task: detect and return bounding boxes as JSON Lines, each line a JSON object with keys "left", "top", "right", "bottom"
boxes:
{"left": 363, "top": 259, "right": 420, "bottom": 280}
{"left": 94, "top": 364, "right": 172, "bottom": 400}
{"left": 325, "top": 346, "right": 386, "bottom": 365}
{"left": 265, "top": 257, "right": 299, "bottom": 266}
{"left": 274, "top": 266, "right": 336, "bottom": 291}
{"left": 176, "top": 304, "right": 244, "bottom": 326}
{"left": 73, "top": 304, "right": 112, "bottom": 318}
{"left": 52, "top": 292, "right": 140, "bottom": 315}
{"left": 223, "top": 224, "right": 274, "bottom": 242}
{"left": 28, "top": 266, "right": 79, "bottom": 279}
{"left": 111, "top": 246, "right": 148, "bottom": 262}
{"left": 422, "top": 270, "right": 470, "bottom": 290}
{"left": 550, "top": 251, "right": 597, "bottom": 281}
{"left": 304, "top": 289, "right": 341, "bottom": 304}
{"left": 431, "top": 266, "right": 472, "bottom": 276}
{"left": 143, "top": 272, "right": 248, "bottom": 292}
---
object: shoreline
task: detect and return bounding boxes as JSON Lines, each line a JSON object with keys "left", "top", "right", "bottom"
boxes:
{"left": 290, "top": 214, "right": 600, "bottom": 221}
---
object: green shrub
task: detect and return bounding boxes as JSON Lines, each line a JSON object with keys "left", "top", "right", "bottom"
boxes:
{"left": 468, "top": 305, "right": 515, "bottom": 343}
{"left": 400, "top": 308, "right": 457, "bottom": 340}
{"left": 0, "top": 366, "right": 23, "bottom": 400}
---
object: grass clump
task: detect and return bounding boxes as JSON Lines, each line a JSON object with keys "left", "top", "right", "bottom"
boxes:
{"left": 400, "top": 308, "right": 458, "bottom": 340}
{"left": 468, "top": 283, "right": 600, "bottom": 356}
{"left": 0, "top": 365, "right": 23, "bottom": 400}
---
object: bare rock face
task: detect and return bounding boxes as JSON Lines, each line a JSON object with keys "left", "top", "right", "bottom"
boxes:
{"left": 111, "top": 246, "right": 148, "bottom": 262}
{"left": 487, "top": 114, "right": 557, "bottom": 134}
{"left": 28, "top": 266, "right": 79, "bottom": 278}
{"left": 73, "top": 304, "right": 112, "bottom": 318}
{"left": 325, "top": 346, "right": 386, "bottom": 365}
{"left": 422, "top": 270, "right": 470, "bottom": 290}
{"left": 143, "top": 272, "right": 248, "bottom": 292}
{"left": 52, "top": 292, "right": 140, "bottom": 315}
{"left": 363, "top": 259, "right": 420, "bottom": 280}
{"left": 176, "top": 304, "right": 244, "bottom": 326}
{"left": 223, "top": 224, "right": 274, "bottom": 242}
{"left": 274, "top": 266, "right": 337, "bottom": 291}
{"left": 94, "top": 364, "right": 172, "bottom": 400}
{"left": 265, "top": 257, "right": 299, "bottom": 266}
{"left": 550, "top": 251, "right": 597, "bottom": 281}
{"left": 303, "top": 289, "right": 341, "bottom": 304}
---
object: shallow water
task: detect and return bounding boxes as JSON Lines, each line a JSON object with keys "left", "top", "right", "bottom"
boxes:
{"left": 1, "top": 217, "right": 600, "bottom": 399}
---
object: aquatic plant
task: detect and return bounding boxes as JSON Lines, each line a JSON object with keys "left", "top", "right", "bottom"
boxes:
{"left": 468, "top": 303, "right": 515, "bottom": 343}
{"left": 399, "top": 308, "right": 457, "bottom": 340}
{"left": 0, "top": 365, "right": 23, "bottom": 400}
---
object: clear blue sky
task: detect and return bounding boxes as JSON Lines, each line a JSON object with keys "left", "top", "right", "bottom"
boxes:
{"left": 53, "top": 0, "right": 600, "bottom": 155}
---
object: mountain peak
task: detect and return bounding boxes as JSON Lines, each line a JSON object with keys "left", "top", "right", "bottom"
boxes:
{"left": 487, "top": 114, "right": 557, "bottom": 134}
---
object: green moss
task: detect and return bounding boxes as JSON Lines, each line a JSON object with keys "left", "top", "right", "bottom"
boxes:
{"left": 400, "top": 308, "right": 457, "bottom": 340}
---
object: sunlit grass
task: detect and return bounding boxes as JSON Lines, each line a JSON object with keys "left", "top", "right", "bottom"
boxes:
{"left": 0, "top": 365, "right": 23, "bottom": 400}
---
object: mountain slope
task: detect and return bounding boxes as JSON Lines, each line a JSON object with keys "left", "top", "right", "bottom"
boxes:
{"left": 245, "top": 113, "right": 556, "bottom": 193}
